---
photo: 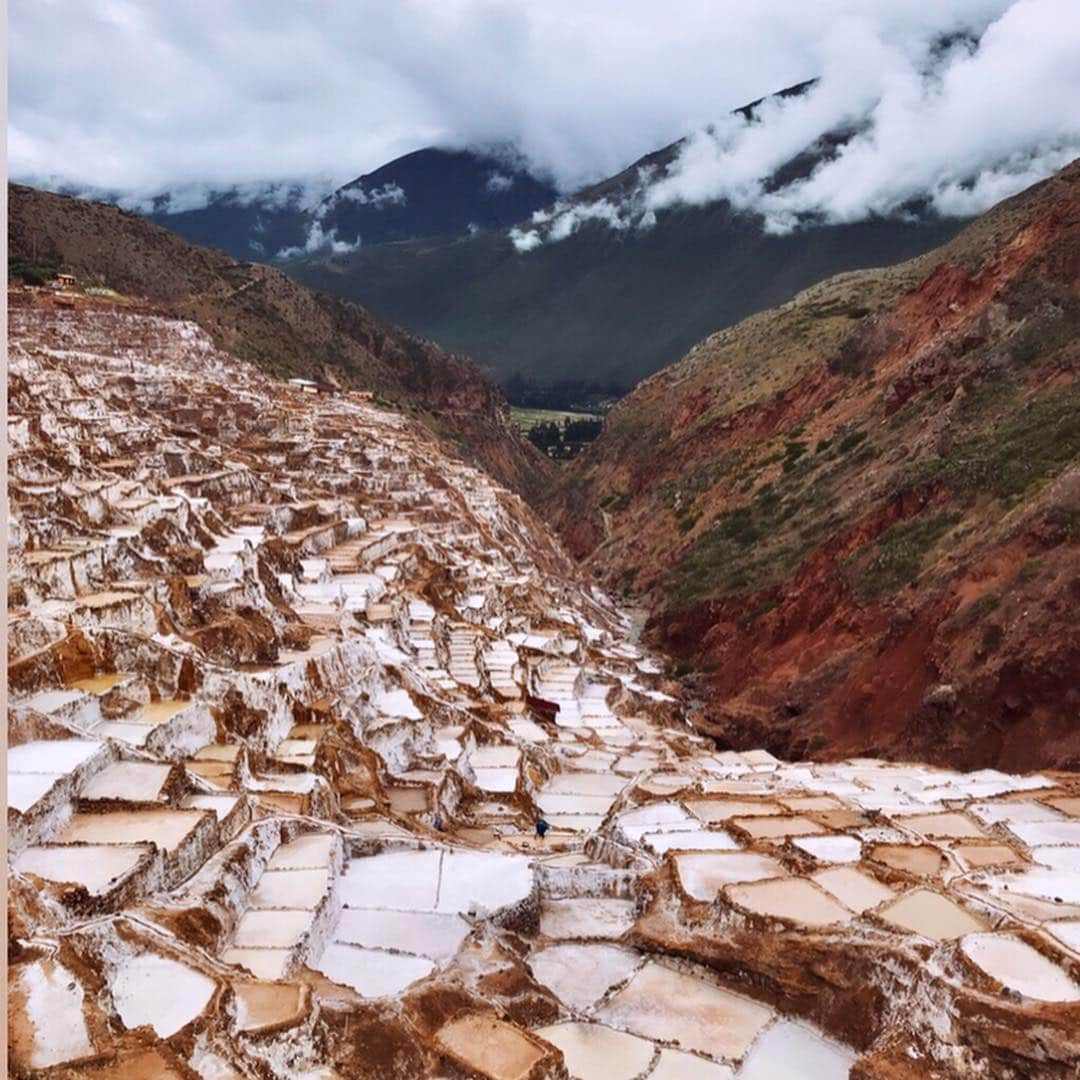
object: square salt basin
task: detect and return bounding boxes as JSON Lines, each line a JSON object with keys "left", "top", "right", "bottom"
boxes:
{"left": 868, "top": 843, "right": 946, "bottom": 877}
{"left": 528, "top": 944, "right": 641, "bottom": 1012}
{"left": 334, "top": 908, "right": 469, "bottom": 962}
{"left": 812, "top": 866, "right": 895, "bottom": 914}
{"left": 674, "top": 852, "right": 786, "bottom": 902}
{"left": 792, "top": 835, "right": 862, "bottom": 863}
{"left": 231, "top": 909, "right": 313, "bottom": 949}
{"left": 78, "top": 761, "right": 172, "bottom": 802}
{"left": 878, "top": 889, "right": 986, "bottom": 940}
{"left": 267, "top": 832, "right": 336, "bottom": 869}
{"left": 686, "top": 799, "right": 782, "bottom": 824}
{"left": 739, "top": 1018, "right": 856, "bottom": 1080}
{"left": 437, "top": 1013, "right": 549, "bottom": 1080}
{"left": 534, "top": 1021, "right": 654, "bottom": 1080}
{"left": 951, "top": 843, "right": 1025, "bottom": 869}
{"left": 540, "top": 897, "right": 637, "bottom": 940}
{"left": 961, "top": 932, "right": 1080, "bottom": 1002}
{"left": 649, "top": 1048, "right": 735, "bottom": 1079}
{"left": 13, "top": 843, "right": 149, "bottom": 894}
{"left": 314, "top": 942, "right": 433, "bottom": 998}
{"left": 733, "top": 816, "right": 825, "bottom": 840}
{"left": 338, "top": 849, "right": 441, "bottom": 911}
{"left": 644, "top": 829, "right": 740, "bottom": 854}
{"left": 222, "top": 948, "right": 294, "bottom": 981}
{"left": 596, "top": 961, "right": 773, "bottom": 1060}
{"left": 901, "top": 812, "right": 986, "bottom": 839}
{"left": 248, "top": 868, "right": 329, "bottom": 910}
{"left": 725, "top": 877, "right": 855, "bottom": 928}
{"left": 8, "top": 773, "right": 62, "bottom": 814}
{"left": 55, "top": 809, "right": 209, "bottom": 853}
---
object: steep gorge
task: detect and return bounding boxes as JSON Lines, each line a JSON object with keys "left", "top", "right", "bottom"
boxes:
{"left": 546, "top": 159, "right": 1080, "bottom": 772}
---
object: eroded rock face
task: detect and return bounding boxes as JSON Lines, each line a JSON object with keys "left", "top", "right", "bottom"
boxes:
{"left": 7, "top": 302, "right": 1080, "bottom": 1078}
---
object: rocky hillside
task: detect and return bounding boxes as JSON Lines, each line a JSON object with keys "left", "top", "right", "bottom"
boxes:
{"left": 8, "top": 183, "right": 552, "bottom": 500}
{"left": 546, "top": 159, "right": 1080, "bottom": 772}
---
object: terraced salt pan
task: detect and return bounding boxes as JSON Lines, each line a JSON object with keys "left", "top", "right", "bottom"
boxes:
{"left": 315, "top": 943, "right": 433, "bottom": 997}
{"left": 961, "top": 933, "right": 1080, "bottom": 1001}
{"left": 645, "top": 828, "right": 740, "bottom": 854}
{"left": 596, "top": 961, "right": 773, "bottom": 1059}
{"left": 733, "top": 816, "right": 824, "bottom": 840}
{"left": 879, "top": 889, "right": 985, "bottom": 940}
{"left": 725, "top": 878, "right": 854, "bottom": 927}
{"left": 674, "top": 852, "right": 786, "bottom": 901}
{"left": 951, "top": 843, "right": 1024, "bottom": 869}
{"left": 112, "top": 953, "right": 216, "bottom": 1037}
{"left": 792, "top": 835, "right": 862, "bottom": 863}
{"left": 56, "top": 808, "right": 208, "bottom": 852}
{"left": 738, "top": 1019, "right": 856, "bottom": 1079}
{"left": 1033, "top": 847, "right": 1080, "bottom": 871}
{"left": 617, "top": 801, "right": 696, "bottom": 841}
{"left": 220, "top": 948, "right": 292, "bottom": 981}
{"left": 528, "top": 944, "right": 641, "bottom": 1011}
{"left": 985, "top": 867, "right": 1080, "bottom": 904}
{"left": 540, "top": 897, "right": 637, "bottom": 939}
{"left": 902, "top": 812, "right": 986, "bottom": 839}
{"left": 335, "top": 908, "right": 469, "bottom": 961}
{"left": 13, "top": 844, "right": 149, "bottom": 893}
{"left": 869, "top": 844, "right": 945, "bottom": 877}
{"left": 1008, "top": 820, "right": 1080, "bottom": 847}
{"left": 812, "top": 866, "right": 895, "bottom": 913}
{"left": 79, "top": 761, "right": 172, "bottom": 801}
{"left": 1047, "top": 921, "right": 1080, "bottom": 952}
{"left": 249, "top": 867, "right": 329, "bottom": 909}
{"left": 8, "top": 738, "right": 104, "bottom": 775}
{"left": 11, "top": 959, "right": 94, "bottom": 1069}
{"left": 970, "top": 800, "right": 1065, "bottom": 825}
{"left": 437, "top": 1013, "right": 549, "bottom": 1080}
{"left": 534, "top": 1021, "right": 654, "bottom": 1079}
{"left": 686, "top": 799, "right": 781, "bottom": 823}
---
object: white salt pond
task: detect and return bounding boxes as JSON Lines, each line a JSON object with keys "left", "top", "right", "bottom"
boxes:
{"left": 792, "top": 835, "right": 862, "bottom": 863}
{"left": 313, "top": 942, "right": 434, "bottom": 997}
{"left": 527, "top": 943, "right": 640, "bottom": 1011}
{"left": 725, "top": 878, "right": 854, "bottom": 928}
{"left": 539, "top": 897, "right": 637, "bottom": 940}
{"left": 112, "top": 952, "right": 216, "bottom": 1037}
{"left": 674, "top": 852, "right": 786, "bottom": 901}
{"left": 13, "top": 843, "right": 148, "bottom": 893}
{"left": 737, "top": 1019, "right": 856, "bottom": 1079}
{"left": 535, "top": 1021, "right": 654, "bottom": 1080}
{"left": 961, "top": 933, "right": 1080, "bottom": 1001}
{"left": 12, "top": 959, "right": 94, "bottom": 1069}
{"left": 596, "top": 961, "right": 773, "bottom": 1059}
{"left": 880, "top": 889, "right": 985, "bottom": 940}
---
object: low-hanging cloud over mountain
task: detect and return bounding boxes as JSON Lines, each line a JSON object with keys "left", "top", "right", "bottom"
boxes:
{"left": 9, "top": 1, "right": 1078, "bottom": 231}
{"left": 508, "top": 0, "right": 1080, "bottom": 248}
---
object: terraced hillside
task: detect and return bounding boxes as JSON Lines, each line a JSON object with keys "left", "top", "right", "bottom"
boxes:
{"left": 546, "top": 159, "right": 1080, "bottom": 772}
{"left": 8, "top": 183, "right": 552, "bottom": 501}
{"left": 8, "top": 298, "right": 1080, "bottom": 1077}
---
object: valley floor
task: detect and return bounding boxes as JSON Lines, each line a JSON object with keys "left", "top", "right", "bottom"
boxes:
{"left": 7, "top": 301, "right": 1080, "bottom": 1078}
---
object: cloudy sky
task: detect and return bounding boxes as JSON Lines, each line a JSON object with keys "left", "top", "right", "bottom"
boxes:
{"left": 10, "top": 0, "right": 1080, "bottom": 226}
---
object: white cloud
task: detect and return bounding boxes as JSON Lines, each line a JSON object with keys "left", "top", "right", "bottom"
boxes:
{"left": 277, "top": 221, "right": 361, "bottom": 258}
{"left": 485, "top": 172, "right": 514, "bottom": 193}
{"left": 501, "top": 0, "right": 1078, "bottom": 249}
{"left": 9, "top": 0, "right": 1076, "bottom": 232}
